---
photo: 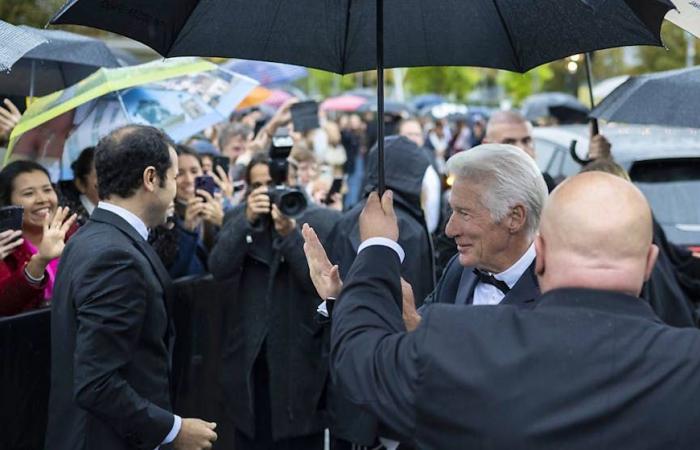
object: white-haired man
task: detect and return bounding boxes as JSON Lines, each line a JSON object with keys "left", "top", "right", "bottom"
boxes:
{"left": 303, "top": 144, "right": 548, "bottom": 331}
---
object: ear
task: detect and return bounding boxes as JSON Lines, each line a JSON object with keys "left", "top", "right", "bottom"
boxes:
{"left": 534, "top": 233, "right": 545, "bottom": 277}
{"left": 74, "top": 178, "right": 87, "bottom": 195}
{"left": 643, "top": 244, "right": 660, "bottom": 282}
{"left": 143, "top": 166, "right": 157, "bottom": 193}
{"left": 508, "top": 204, "right": 527, "bottom": 234}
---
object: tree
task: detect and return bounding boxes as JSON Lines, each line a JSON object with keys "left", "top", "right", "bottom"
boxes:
{"left": 1, "top": 0, "right": 65, "bottom": 28}
{"left": 404, "top": 66, "right": 482, "bottom": 101}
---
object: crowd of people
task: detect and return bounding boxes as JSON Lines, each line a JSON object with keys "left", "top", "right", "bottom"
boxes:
{"left": 1, "top": 91, "right": 699, "bottom": 450}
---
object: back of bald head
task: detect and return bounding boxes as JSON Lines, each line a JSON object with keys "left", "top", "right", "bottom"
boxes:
{"left": 485, "top": 110, "right": 528, "bottom": 139}
{"left": 536, "top": 172, "right": 658, "bottom": 296}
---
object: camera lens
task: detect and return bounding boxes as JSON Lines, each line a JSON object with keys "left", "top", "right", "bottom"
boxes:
{"left": 279, "top": 191, "right": 307, "bottom": 218}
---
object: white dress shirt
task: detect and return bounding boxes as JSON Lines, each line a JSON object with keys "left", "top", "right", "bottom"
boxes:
{"left": 80, "top": 194, "right": 96, "bottom": 215}
{"left": 96, "top": 202, "right": 181, "bottom": 448}
{"left": 472, "top": 243, "right": 536, "bottom": 306}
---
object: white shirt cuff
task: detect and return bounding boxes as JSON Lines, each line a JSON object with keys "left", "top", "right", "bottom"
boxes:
{"left": 380, "top": 437, "right": 400, "bottom": 450}
{"left": 317, "top": 301, "right": 329, "bottom": 318}
{"left": 158, "top": 414, "right": 181, "bottom": 448}
{"left": 357, "top": 237, "right": 405, "bottom": 263}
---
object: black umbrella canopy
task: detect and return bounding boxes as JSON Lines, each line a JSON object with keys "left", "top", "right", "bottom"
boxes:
{"left": 50, "top": 0, "right": 673, "bottom": 192}
{"left": 52, "top": 0, "right": 671, "bottom": 75}
{"left": 591, "top": 66, "right": 700, "bottom": 129}
{"left": 0, "top": 27, "right": 119, "bottom": 97}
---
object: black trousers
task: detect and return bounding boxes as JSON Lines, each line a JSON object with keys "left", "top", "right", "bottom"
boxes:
{"left": 234, "top": 353, "right": 324, "bottom": 450}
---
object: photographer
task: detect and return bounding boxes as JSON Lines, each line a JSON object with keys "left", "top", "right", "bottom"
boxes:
{"left": 209, "top": 145, "right": 339, "bottom": 449}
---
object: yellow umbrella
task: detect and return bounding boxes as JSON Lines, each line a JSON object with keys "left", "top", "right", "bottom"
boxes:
{"left": 5, "top": 57, "right": 216, "bottom": 163}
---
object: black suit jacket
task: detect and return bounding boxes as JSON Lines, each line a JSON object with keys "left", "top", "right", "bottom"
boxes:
{"left": 424, "top": 253, "right": 539, "bottom": 308}
{"left": 331, "top": 245, "right": 700, "bottom": 450}
{"left": 46, "top": 208, "right": 176, "bottom": 450}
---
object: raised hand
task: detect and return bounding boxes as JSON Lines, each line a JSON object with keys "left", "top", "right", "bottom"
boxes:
{"left": 37, "top": 207, "right": 76, "bottom": 262}
{"left": 196, "top": 189, "right": 224, "bottom": 227}
{"left": 271, "top": 204, "right": 296, "bottom": 237}
{"left": 0, "top": 99, "right": 21, "bottom": 139}
{"left": 0, "top": 230, "right": 23, "bottom": 260}
{"left": 302, "top": 223, "right": 342, "bottom": 299}
{"left": 359, "top": 190, "right": 399, "bottom": 242}
{"left": 211, "top": 165, "right": 234, "bottom": 199}
{"left": 400, "top": 278, "right": 421, "bottom": 332}
{"left": 245, "top": 186, "right": 271, "bottom": 224}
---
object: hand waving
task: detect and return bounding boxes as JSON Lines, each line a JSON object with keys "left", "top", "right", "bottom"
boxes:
{"left": 302, "top": 223, "right": 342, "bottom": 299}
{"left": 36, "top": 207, "right": 77, "bottom": 262}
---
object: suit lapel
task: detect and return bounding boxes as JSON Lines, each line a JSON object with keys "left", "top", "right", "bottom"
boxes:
{"left": 456, "top": 268, "right": 478, "bottom": 305}
{"left": 501, "top": 261, "right": 540, "bottom": 307}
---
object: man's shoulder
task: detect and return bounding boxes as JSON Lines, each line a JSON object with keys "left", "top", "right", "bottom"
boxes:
{"left": 63, "top": 221, "right": 143, "bottom": 265}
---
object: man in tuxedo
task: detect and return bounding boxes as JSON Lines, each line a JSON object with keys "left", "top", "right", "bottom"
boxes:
{"left": 46, "top": 125, "right": 217, "bottom": 450}
{"left": 414, "top": 144, "right": 548, "bottom": 320}
{"left": 321, "top": 172, "right": 700, "bottom": 449}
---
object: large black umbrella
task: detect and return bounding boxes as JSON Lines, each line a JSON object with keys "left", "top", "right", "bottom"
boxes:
{"left": 591, "top": 66, "right": 700, "bottom": 129}
{"left": 0, "top": 20, "right": 47, "bottom": 72}
{"left": 0, "top": 27, "right": 119, "bottom": 97}
{"left": 51, "top": 0, "right": 673, "bottom": 191}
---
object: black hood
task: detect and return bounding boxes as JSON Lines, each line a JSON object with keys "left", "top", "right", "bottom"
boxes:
{"left": 364, "top": 135, "right": 431, "bottom": 201}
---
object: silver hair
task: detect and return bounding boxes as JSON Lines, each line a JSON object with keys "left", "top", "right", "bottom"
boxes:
{"left": 445, "top": 144, "right": 548, "bottom": 237}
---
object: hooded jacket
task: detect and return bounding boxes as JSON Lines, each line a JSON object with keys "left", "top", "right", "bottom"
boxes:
{"left": 325, "top": 136, "right": 436, "bottom": 445}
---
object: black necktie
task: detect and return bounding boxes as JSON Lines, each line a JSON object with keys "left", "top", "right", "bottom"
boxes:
{"left": 473, "top": 269, "right": 511, "bottom": 294}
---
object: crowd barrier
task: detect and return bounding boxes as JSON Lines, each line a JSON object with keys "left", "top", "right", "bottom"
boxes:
{"left": 0, "top": 274, "right": 237, "bottom": 450}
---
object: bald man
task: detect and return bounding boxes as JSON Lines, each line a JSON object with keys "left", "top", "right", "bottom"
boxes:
{"left": 482, "top": 110, "right": 558, "bottom": 191}
{"left": 320, "top": 174, "right": 700, "bottom": 449}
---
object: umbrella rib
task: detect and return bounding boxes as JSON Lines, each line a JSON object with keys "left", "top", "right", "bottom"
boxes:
{"left": 491, "top": 0, "right": 522, "bottom": 72}
{"left": 339, "top": 0, "right": 353, "bottom": 74}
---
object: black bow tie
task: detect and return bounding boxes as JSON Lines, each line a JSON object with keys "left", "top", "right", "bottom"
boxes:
{"left": 473, "top": 269, "right": 511, "bottom": 294}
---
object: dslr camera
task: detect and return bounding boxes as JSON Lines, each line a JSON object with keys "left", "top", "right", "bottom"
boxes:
{"left": 268, "top": 129, "right": 307, "bottom": 218}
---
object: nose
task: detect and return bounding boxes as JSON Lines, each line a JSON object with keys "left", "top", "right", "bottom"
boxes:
{"left": 444, "top": 211, "right": 457, "bottom": 239}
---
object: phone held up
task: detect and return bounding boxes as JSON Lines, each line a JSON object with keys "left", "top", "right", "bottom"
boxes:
{"left": 194, "top": 175, "right": 217, "bottom": 200}
{"left": 0, "top": 206, "right": 24, "bottom": 234}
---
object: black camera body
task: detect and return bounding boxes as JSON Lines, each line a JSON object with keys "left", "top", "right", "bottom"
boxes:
{"left": 268, "top": 130, "right": 307, "bottom": 219}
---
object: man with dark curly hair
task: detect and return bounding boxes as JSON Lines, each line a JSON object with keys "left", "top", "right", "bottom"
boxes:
{"left": 47, "top": 125, "right": 217, "bottom": 450}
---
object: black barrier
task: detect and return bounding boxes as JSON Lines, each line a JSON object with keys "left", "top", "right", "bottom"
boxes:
{"left": 0, "top": 308, "right": 51, "bottom": 450}
{"left": 0, "top": 274, "right": 238, "bottom": 450}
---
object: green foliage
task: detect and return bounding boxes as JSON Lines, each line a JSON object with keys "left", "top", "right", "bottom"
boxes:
{"left": 0, "top": 0, "right": 65, "bottom": 28}
{"left": 634, "top": 22, "right": 699, "bottom": 74}
{"left": 404, "top": 66, "right": 481, "bottom": 101}
{"left": 498, "top": 65, "right": 555, "bottom": 104}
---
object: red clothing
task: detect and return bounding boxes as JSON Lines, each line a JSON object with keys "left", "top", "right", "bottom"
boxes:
{"left": 0, "top": 243, "right": 48, "bottom": 316}
{"left": 0, "top": 224, "right": 79, "bottom": 317}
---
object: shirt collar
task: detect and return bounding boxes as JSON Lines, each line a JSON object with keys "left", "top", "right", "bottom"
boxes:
{"left": 494, "top": 242, "right": 536, "bottom": 288}
{"left": 97, "top": 201, "right": 149, "bottom": 241}
{"left": 79, "top": 194, "right": 95, "bottom": 215}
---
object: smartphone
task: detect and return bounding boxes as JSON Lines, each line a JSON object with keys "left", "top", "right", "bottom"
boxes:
{"left": 324, "top": 177, "right": 344, "bottom": 204}
{"left": 0, "top": 206, "right": 24, "bottom": 233}
{"left": 291, "top": 101, "right": 320, "bottom": 133}
{"left": 213, "top": 156, "right": 230, "bottom": 176}
{"left": 194, "top": 175, "right": 217, "bottom": 199}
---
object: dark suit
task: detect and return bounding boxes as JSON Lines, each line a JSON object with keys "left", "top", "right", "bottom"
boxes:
{"left": 424, "top": 253, "right": 539, "bottom": 307}
{"left": 46, "top": 208, "right": 176, "bottom": 450}
{"left": 331, "top": 245, "right": 700, "bottom": 450}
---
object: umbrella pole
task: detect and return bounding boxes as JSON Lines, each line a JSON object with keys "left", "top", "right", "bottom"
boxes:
{"left": 376, "top": 0, "right": 385, "bottom": 195}
{"left": 117, "top": 92, "right": 132, "bottom": 123}
{"left": 29, "top": 60, "right": 36, "bottom": 100}
{"left": 584, "top": 52, "right": 599, "bottom": 136}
